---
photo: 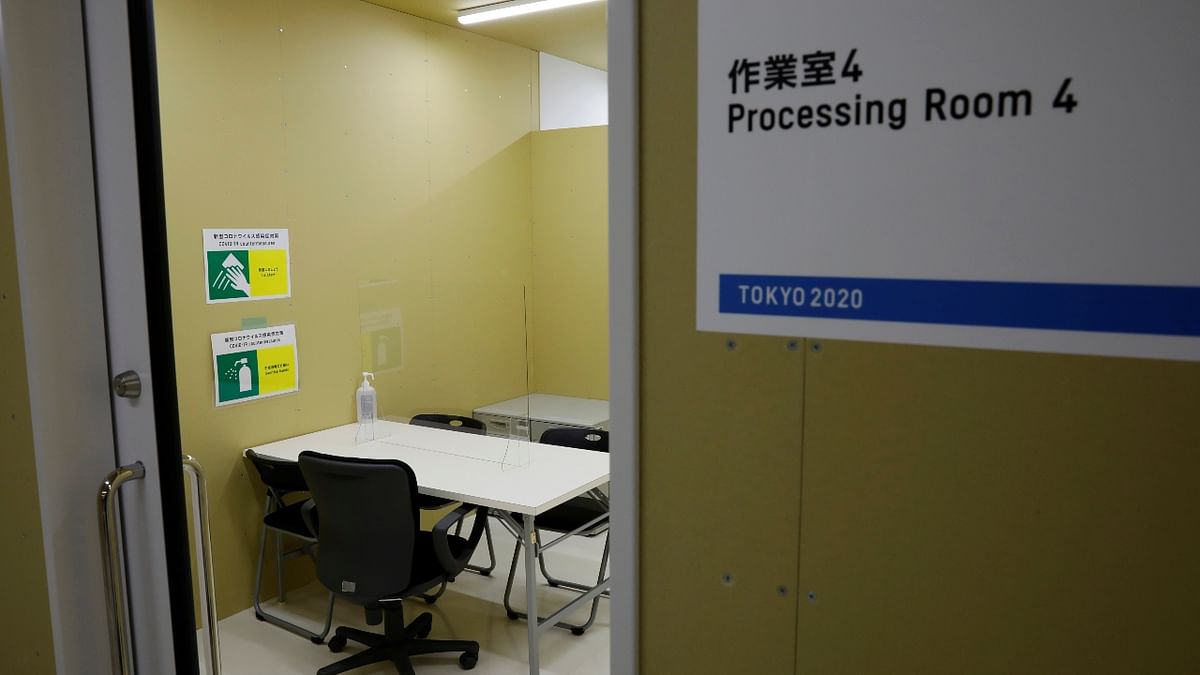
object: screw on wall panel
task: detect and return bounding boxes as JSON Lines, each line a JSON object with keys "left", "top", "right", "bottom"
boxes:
{"left": 786, "top": 340, "right": 799, "bottom": 351}
{"left": 811, "top": 342, "right": 822, "bottom": 353}
{"left": 777, "top": 585, "right": 789, "bottom": 597}
{"left": 725, "top": 339, "right": 737, "bottom": 351}
{"left": 807, "top": 591, "right": 817, "bottom": 603}
{"left": 721, "top": 572, "right": 734, "bottom": 586}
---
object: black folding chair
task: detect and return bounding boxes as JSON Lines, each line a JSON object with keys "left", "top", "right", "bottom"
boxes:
{"left": 246, "top": 449, "right": 334, "bottom": 643}
{"left": 409, "top": 414, "right": 497, "bottom": 589}
{"left": 503, "top": 427, "right": 610, "bottom": 635}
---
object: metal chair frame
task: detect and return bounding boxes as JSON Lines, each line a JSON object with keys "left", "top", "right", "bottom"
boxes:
{"left": 408, "top": 413, "right": 498, "bottom": 600}
{"left": 248, "top": 453, "right": 335, "bottom": 644}
{"left": 498, "top": 427, "right": 612, "bottom": 635}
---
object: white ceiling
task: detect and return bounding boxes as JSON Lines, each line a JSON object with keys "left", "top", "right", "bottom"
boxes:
{"left": 364, "top": 0, "right": 608, "bottom": 70}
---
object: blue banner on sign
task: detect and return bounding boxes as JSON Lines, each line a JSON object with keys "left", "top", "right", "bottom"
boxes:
{"left": 719, "top": 274, "right": 1200, "bottom": 337}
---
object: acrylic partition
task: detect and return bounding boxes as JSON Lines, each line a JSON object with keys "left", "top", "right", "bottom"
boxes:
{"left": 357, "top": 279, "right": 534, "bottom": 467}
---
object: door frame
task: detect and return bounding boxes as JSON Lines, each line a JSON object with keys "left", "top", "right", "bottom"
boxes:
{"left": 0, "top": 0, "right": 118, "bottom": 669}
{"left": 5, "top": 0, "right": 640, "bottom": 672}
{"left": 609, "top": 1, "right": 640, "bottom": 673}
{"left": 0, "top": 0, "right": 199, "bottom": 672}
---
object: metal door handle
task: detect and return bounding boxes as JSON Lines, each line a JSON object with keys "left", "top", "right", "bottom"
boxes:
{"left": 183, "top": 455, "right": 222, "bottom": 675}
{"left": 98, "top": 462, "right": 145, "bottom": 675}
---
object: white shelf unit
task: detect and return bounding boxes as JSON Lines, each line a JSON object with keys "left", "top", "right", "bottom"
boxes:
{"left": 474, "top": 394, "right": 610, "bottom": 441}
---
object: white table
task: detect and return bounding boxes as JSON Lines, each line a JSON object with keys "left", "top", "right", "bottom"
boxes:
{"left": 246, "top": 420, "right": 611, "bottom": 675}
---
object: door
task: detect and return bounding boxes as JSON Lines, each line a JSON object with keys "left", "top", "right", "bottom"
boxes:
{"left": 0, "top": 0, "right": 201, "bottom": 673}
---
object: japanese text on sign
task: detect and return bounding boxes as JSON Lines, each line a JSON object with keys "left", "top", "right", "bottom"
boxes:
{"left": 724, "top": 48, "right": 1076, "bottom": 134}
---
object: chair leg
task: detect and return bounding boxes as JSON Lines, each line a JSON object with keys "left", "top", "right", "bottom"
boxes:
{"left": 275, "top": 529, "right": 286, "bottom": 602}
{"left": 546, "top": 530, "right": 609, "bottom": 635}
{"left": 321, "top": 637, "right": 477, "bottom": 675}
{"left": 407, "top": 639, "right": 479, "bottom": 657}
{"left": 465, "top": 512, "right": 496, "bottom": 576}
{"left": 253, "top": 498, "right": 333, "bottom": 643}
{"left": 320, "top": 604, "right": 477, "bottom": 675}
{"left": 504, "top": 526, "right": 610, "bottom": 635}
{"left": 538, "top": 530, "right": 612, "bottom": 597}
{"left": 419, "top": 579, "right": 447, "bottom": 604}
{"left": 316, "top": 645, "right": 391, "bottom": 675}
{"left": 536, "top": 528, "right": 555, "bottom": 584}
{"left": 335, "top": 625, "right": 387, "bottom": 649}
{"left": 502, "top": 533, "right": 524, "bottom": 620}
{"left": 569, "top": 530, "right": 610, "bottom": 635}
{"left": 316, "top": 592, "right": 335, "bottom": 642}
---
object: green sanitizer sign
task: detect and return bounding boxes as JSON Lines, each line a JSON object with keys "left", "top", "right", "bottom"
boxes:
{"left": 210, "top": 324, "right": 299, "bottom": 406}
{"left": 215, "top": 350, "right": 259, "bottom": 402}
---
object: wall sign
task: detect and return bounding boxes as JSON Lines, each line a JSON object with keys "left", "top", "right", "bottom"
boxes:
{"left": 697, "top": 1, "right": 1200, "bottom": 361}
{"left": 203, "top": 229, "right": 291, "bottom": 303}
{"left": 210, "top": 324, "right": 299, "bottom": 406}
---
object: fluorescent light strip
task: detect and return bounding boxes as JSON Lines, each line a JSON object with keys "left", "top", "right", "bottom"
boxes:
{"left": 458, "top": 0, "right": 602, "bottom": 25}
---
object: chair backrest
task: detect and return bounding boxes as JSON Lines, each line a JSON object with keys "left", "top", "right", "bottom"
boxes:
{"left": 410, "top": 413, "right": 486, "bottom": 435}
{"left": 246, "top": 449, "right": 308, "bottom": 494}
{"left": 297, "top": 451, "right": 420, "bottom": 606}
{"left": 538, "top": 427, "right": 609, "bottom": 453}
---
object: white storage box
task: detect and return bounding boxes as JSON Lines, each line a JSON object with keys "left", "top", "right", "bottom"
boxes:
{"left": 473, "top": 394, "right": 609, "bottom": 441}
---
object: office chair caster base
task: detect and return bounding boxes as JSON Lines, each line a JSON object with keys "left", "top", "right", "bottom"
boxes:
{"left": 459, "top": 651, "right": 478, "bottom": 670}
{"left": 414, "top": 613, "right": 434, "bottom": 639}
{"left": 328, "top": 635, "right": 348, "bottom": 653}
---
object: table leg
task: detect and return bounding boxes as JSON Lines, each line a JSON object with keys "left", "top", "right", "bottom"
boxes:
{"left": 524, "top": 514, "right": 540, "bottom": 675}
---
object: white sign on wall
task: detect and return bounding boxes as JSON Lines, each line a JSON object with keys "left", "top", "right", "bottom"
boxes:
{"left": 697, "top": 0, "right": 1200, "bottom": 361}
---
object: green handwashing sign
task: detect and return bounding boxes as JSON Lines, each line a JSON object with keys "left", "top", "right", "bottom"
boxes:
{"left": 207, "top": 250, "right": 251, "bottom": 300}
{"left": 203, "top": 229, "right": 292, "bottom": 304}
{"left": 216, "top": 349, "right": 259, "bottom": 402}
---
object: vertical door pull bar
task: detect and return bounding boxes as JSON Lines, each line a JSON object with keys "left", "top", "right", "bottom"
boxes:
{"left": 183, "top": 455, "right": 222, "bottom": 675}
{"left": 97, "top": 462, "right": 146, "bottom": 675}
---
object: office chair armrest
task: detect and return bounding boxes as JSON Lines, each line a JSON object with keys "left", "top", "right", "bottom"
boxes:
{"left": 299, "top": 498, "right": 318, "bottom": 537}
{"left": 431, "top": 503, "right": 487, "bottom": 573}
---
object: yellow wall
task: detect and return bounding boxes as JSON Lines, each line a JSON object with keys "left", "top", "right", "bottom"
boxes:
{"left": 639, "top": 2, "right": 1200, "bottom": 674}
{"left": 531, "top": 126, "right": 609, "bottom": 399}
{"left": 156, "top": 0, "right": 538, "bottom": 619}
{"left": 0, "top": 88, "right": 57, "bottom": 673}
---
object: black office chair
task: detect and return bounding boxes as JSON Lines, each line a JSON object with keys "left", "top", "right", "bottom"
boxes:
{"left": 245, "top": 450, "right": 336, "bottom": 643}
{"left": 503, "top": 428, "right": 610, "bottom": 635}
{"left": 408, "top": 413, "right": 486, "bottom": 435}
{"left": 409, "top": 414, "right": 496, "bottom": 581}
{"left": 298, "top": 451, "right": 485, "bottom": 674}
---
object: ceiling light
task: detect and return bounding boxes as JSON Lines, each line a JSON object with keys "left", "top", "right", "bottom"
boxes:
{"left": 457, "top": 0, "right": 603, "bottom": 26}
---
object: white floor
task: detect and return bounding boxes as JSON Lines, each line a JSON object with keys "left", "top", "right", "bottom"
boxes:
{"left": 203, "top": 520, "right": 610, "bottom": 675}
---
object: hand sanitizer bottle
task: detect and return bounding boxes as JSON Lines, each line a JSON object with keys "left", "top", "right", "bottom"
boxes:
{"left": 356, "top": 372, "right": 377, "bottom": 442}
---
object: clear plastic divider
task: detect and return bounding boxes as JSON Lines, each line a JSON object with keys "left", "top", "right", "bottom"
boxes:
{"left": 357, "top": 278, "right": 533, "bottom": 468}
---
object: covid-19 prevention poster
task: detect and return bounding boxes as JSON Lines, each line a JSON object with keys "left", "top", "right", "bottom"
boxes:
{"left": 696, "top": 0, "right": 1200, "bottom": 361}
{"left": 210, "top": 325, "right": 299, "bottom": 406}
{"left": 203, "top": 229, "right": 292, "bottom": 303}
